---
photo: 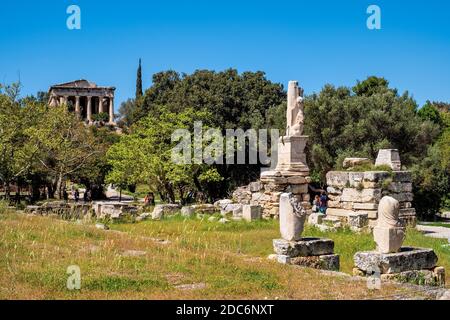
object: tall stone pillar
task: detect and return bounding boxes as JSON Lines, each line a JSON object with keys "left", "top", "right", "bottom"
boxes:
{"left": 98, "top": 96, "right": 104, "bottom": 114}
{"left": 75, "top": 96, "right": 81, "bottom": 118}
{"left": 87, "top": 96, "right": 92, "bottom": 123}
{"left": 59, "top": 96, "right": 65, "bottom": 105}
{"left": 109, "top": 97, "right": 114, "bottom": 124}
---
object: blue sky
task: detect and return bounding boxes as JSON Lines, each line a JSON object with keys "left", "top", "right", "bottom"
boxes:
{"left": 1, "top": 0, "right": 449, "bottom": 110}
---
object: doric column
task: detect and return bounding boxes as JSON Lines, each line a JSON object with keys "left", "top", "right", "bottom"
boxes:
{"left": 98, "top": 96, "right": 104, "bottom": 113}
{"left": 87, "top": 96, "right": 92, "bottom": 123}
{"left": 59, "top": 96, "right": 65, "bottom": 105}
{"left": 109, "top": 97, "right": 114, "bottom": 124}
{"left": 75, "top": 96, "right": 81, "bottom": 118}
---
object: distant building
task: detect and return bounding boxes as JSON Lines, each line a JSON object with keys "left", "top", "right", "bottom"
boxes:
{"left": 48, "top": 80, "right": 116, "bottom": 124}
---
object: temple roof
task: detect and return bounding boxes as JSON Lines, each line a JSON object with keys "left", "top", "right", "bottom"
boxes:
{"left": 50, "top": 79, "right": 115, "bottom": 90}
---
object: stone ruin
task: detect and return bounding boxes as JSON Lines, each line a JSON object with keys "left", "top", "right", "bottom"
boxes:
{"left": 353, "top": 196, "right": 445, "bottom": 286}
{"left": 269, "top": 81, "right": 339, "bottom": 271}
{"left": 232, "top": 81, "right": 312, "bottom": 219}
{"left": 25, "top": 201, "right": 139, "bottom": 222}
{"left": 325, "top": 149, "right": 416, "bottom": 230}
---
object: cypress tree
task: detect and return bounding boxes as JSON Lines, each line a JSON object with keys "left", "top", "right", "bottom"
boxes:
{"left": 136, "top": 58, "right": 143, "bottom": 99}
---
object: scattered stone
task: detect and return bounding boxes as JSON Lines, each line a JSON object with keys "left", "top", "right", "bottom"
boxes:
{"left": 191, "top": 204, "right": 217, "bottom": 214}
{"left": 348, "top": 213, "right": 369, "bottom": 230}
{"left": 242, "top": 205, "right": 262, "bottom": 222}
{"left": 375, "top": 149, "right": 401, "bottom": 171}
{"left": 267, "top": 254, "right": 278, "bottom": 261}
{"left": 218, "top": 218, "right": 229, "bottom": 224}
{"left": 181, "top": 206, "right": 194, "bottom": 217}
{"left": 122, "top": 250, "right": 146, "bottom": 257}
{"left": 208, "top": 216, "right": 217, "bottom": 222}
{"left": 342, "top": 157, "right": 372, "bottom": 169}
{"left": 151, "top": 204, "right": 180, "bottom": 220}
{"left": 290, "top": 254, "right": 340, "bottom": 271}
{"left": 175, "top": 283, "right": 207, "bottom": 291}
{"left": 95, "top": 223, "right": 109, "bottom": 230}
{"left": 273, "top": 238, "right": 334, "bottom": 257}
{"left": 439, "top": 290, "right": 450, "bottom": 300}
{"left": 308, "top": 212, "right": 324, "bottom": 225}
{"left": 354, "top": 248, "right": 438, "bottom": 274}
{"left": 279, "top": 193, "right": 306, "bottom": 241}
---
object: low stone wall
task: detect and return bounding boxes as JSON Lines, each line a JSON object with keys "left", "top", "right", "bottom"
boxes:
{"left": 233, "top": 173, "right": 311, "bottom": 219}
{"left": 326, "top": 171, "right": 416, "bottom": 227}
{"left": 25, "top": 202, "right": 92, "bottom": 220}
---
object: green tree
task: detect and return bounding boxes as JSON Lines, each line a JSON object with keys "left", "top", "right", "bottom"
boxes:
{"left": 0, "top": 84, "right": 44, "bottom": 201}
{"left": 107, "top": 107, "right": 223, "bottom": 203}
{"left": 418, "top": 101, "right": 442, "bottom": 126}
{"left": 304, "top": 79, "right": 439, "bottom": 183}
{"left": 29, "top": 104, "right": 102, "bottom": 199}
{"left": 136, "top": 58, "right": 143, "bottom": 99}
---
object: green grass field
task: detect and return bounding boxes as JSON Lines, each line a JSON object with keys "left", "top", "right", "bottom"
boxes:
{"left": 0, "top": 211, "right": 448, "bottom": 300}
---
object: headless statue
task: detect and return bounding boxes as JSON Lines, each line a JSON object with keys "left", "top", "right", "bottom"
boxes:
{"left": 286, "top": 81, "right": 305, "bottom": 137}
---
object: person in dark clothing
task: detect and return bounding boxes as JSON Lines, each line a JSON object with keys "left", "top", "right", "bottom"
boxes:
{"left": 63, "top": 188, "right": 68, "bottom": 202}
{"left": 319, "top": 192, "right": 328, "bottom": 214}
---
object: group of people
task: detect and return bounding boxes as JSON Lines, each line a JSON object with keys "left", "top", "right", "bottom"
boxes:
{"left": 62, "top": 188, "right": 92, "bottom": 203}
{"left": 312, "top": 192, "right": 328, "bottom": 215}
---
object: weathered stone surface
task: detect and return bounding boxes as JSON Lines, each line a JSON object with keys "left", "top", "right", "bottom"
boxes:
{"left": 374, "top": 227, "right": 405, "bottom": 253}
{"left": 220, "top": 203, "right": 242, "bottom": 215}
{"left": 341, "top": 188, "right": 382, "bottom": 203}
{"left": 363, "top": 171, "right": 391, "bottom": 183}
{"left": 249, "top": 181, "right": 263, "bottom": 192}
{"left": 251, "top": 192, "right": 271, "bottom": 203}
{"left": 273, "top": 238, "right": 334, "bottom": 257}
{"left": 348, "top": 172, "right": 365, "bottom": 187}
{"left": 354, "top": 248, "right": 438, "bottom": 274}
{"left": 380, "top": 267, "right": 445, "bottom": 287}
{"left": 181, "top": 206, "right": 194, "bottom": 217}
{"left": 388, "top": 182, "right": 413, "bottom": 193}
{"left": 392, "top": 171, "right": 412, "bottom": 182}
{"left": 374, "top": 196, "right": 405, "bottom": 253}
{"left": 358, "top": 210, "right": 378, "bottom": 219}
{"left": 348, "top": 213, "right": 369, "bottom": 229}
{"left": 343, "top": 158, "right": 372, "bottom": 169}
{"left": 375, "top": 149, "right": 401, "bottom": 171}
{"left": 326, "top": 208, "right": 354, "bottom": 217}
{"left": 390, "top": 192, "right": 414, "bottom": 203}
{"left": 326, "top": 172, "right": 349, "bottom": 187}
{"left": 283, "top": 175, "right": 306, "bottom": 185}
{"left": 308, "top": 212, "right": 324, "bottom": 225}
{"left": 289, "top": 184, "right": 308, "bottom": 194}
{"left": 242, "top": 205, "right": 262, "bottom": 222}
{"left": 353, "top": 203, "right": 378, "bottom": 210}
{"left": 279, "top": 193, "right": 306, "bottom": 241}
{"left": 214, "top": 199, "right": 233, "bottom": 209}
{"left": 326, "top": 186, "right": 341, "bottom": 195}
{"left": 290, "top": 254, "right": 340, "bottom": 271}
{"left": 151, "top": 204, "right": 181, "bottom": 220}
{"left": 191, "top": 204, "right": 217, "bottom": 214}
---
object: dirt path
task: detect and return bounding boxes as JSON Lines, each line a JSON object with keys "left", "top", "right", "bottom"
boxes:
{"left": 417, "top": 224, "right": 450, "bottom": 242}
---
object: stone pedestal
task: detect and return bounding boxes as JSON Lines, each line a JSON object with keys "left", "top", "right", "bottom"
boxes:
{"left": 273, "top": 238, "right": 339, "bottom": 271}
{"left": 353, "top": 247, "right": 445, "bottom": 286}
{"left": 275, "top": 136, "right": 310, "bottom": 173}
{"left": 373, "top": 226, "right": 405, "bottom": 253}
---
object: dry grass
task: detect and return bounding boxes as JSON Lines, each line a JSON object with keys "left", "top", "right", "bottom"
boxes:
{"left": 0, "top": 212, "right": 445, "bottom": 300}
